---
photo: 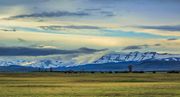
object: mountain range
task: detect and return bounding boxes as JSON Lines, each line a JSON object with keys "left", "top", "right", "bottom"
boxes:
{"left": 0, "top": 48, "right": 180, "bottom": 72}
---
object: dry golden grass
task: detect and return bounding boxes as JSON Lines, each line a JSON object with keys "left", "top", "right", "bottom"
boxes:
{"left": 0, "top": 73, "right": 180, "bottom": 97}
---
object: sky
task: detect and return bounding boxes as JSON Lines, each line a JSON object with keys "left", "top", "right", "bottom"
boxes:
{"left": 0, "top": 0, "right": 180, "bottom": 54}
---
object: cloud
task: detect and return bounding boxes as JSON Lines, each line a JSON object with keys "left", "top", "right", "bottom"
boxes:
{"left": 122, "top": 44, "right": 161, "bottom": 50}
{"left": 0, "top": 0, "right": 49, "bottom": 6}
{"left": 137, "top": 25, "right": 180, "bottom": 31}
{"left": 29, "top": 44, "right": 58, "bottom": 49}
{"left": 77, "top": 47, "right": 108, "bottom": 53}
{"left": 100, "top": 11, "right": 115, "bottom": 17}
{"left": 6, "top": 11, "right": 90, "bottom": 19}
{"left": 39, "top": 25, "right": 103, "bottom": 30}
{"left": 154, "top": 44, "right": 161, "bottom": 46}
{"left": 122, "top": 45, "right": 142, "bottom": 50}
{"left": 17, "top": 38, "right": 27, "bottom": 42}
{"left": 0, "top": 28, "right": 16, "bottom": 32}
{"left": 88, "top": 0, "right": 127, "bottom": 4}
{"left": 0, "top": 47, "right": 107, "bottom": 56}
{"left": 167, "top": 38, "right": 178, "bottom": 41}
{"left": 83, "top": 8, "right": 102, "bottom": 11}
{"left": 80, "top": 7, "right": 115, "bottom": 17}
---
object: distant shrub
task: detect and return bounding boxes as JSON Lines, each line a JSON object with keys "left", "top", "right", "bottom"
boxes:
{"left": 90, "top": 71, "right": 95, "bottom": 74}
{"left": 121, "top": 71, "right": 129, "bottom": 73}
{"left": 78, "top": 71, "right": 84, "bottom": 73}
{"left": 74, "top": 71, "right": 78, "bottom": 74}
{"left": 100, "top": 71, "right": 105, "bottom": 73}
{"left": 167, "top": 71, "right": 179, "bottom": 73}
{"left": 114, "top": 71, "right": 120, "bottom": 73}
{"left": 133, "top": 71, "right": 145, "bottom": 73}
{"left": 66, "top": 70, "right": 74, "bottom": 73}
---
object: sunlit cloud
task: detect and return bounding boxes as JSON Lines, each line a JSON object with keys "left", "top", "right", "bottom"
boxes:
{"left": 6, "top": 11, "right": 90, "bottom": 20}
{"left": 0, "top": 0, "right": 180, "bottom": 54}
{"left": 136, "top": 25, "right": 180, "bottom": 32}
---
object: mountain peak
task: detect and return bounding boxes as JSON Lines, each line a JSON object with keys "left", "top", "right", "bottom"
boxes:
{"left": 94, "top": 51, "right": 180, "bottom": 64}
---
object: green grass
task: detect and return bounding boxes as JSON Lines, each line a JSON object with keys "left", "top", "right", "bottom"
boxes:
{"left": 0, "top": 73, "right": 180, "bottom": 97}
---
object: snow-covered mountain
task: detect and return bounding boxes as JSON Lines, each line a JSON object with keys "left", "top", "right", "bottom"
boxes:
{"left": 56, "top": 52, "right": 180, "bottom": 71}
{"left": 0, "top": 51, "right": 180, "bottom": 71}
{"left": 0, "top": 49, "right": 108, "bottom": 68}
{"left": 94, "top": 51, "right": 180, "bottom": 64}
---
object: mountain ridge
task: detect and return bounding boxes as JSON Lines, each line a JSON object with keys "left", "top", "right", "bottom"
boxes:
{"left": 0, "top": 51, "right": 180, "bottom": 71}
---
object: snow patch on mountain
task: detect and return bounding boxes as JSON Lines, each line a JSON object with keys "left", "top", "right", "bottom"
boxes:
{"left": 94, "top": 52, "right": 180, "bottom": 64}
{"left": 0, "top": 50, "right": 108, "bottom": 68}
{"left": 0, "top": 51, "right": 180, "bottom": 68}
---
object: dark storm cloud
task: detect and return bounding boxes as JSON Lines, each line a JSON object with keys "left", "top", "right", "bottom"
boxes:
{"left": 137, "top": 25, "right": 180, "bottom": 31}
{"left": 0, "top": 47, "right": 107, "bottom": 56}
{"left": 7, "top": 11, "right": 90, "bottom": 19}
{"left": 39, "top": 25, "right": 103, "bottom": 30}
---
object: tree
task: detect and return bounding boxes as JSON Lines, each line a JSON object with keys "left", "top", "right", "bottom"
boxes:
{"left": 128, "top": 65, "right": 133, "bottom": 73}
{"left": 38, "top": 68, "right": 41, "bottom": 72}
{"left": 50, "top": 67, "right": 53, "bottom": 72}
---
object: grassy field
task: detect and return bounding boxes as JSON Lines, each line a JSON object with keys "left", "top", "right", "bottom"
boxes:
{"left": 0, "top": 73, "right": 180, "bottom": 97}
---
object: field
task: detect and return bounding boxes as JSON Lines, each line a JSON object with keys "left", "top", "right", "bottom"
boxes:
{"left": 0, "top": 73, "right": 180, "bottom": 97}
